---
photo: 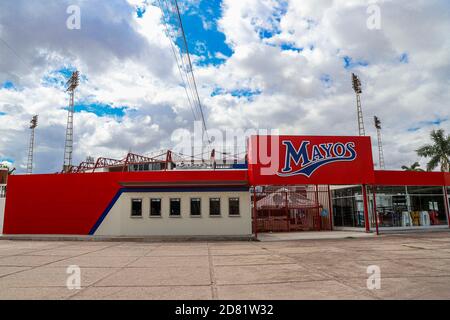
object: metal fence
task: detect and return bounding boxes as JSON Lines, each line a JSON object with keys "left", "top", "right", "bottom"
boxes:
{"left": 253, "top": 185, "right": 332, "bottom": 233}
{"left": 0, "top": 185, "right": 6, "bottom": 198}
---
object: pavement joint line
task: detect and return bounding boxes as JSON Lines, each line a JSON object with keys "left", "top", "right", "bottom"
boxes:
{"left": 387, "top": 257, "right": 450, "bottom": 276}
{"left": 0, "top": 265, "right": 126, "bottom": 268}
{"left": 213, "top": 278, "right": 368, "bottom": 287}
{"left": 66, "top": 243, "right": 165, "bottom": 300}
{"left": 0, "top": 242, "right": 123, "bottom": 281}
{"left": 8, "top": 274, "right": 450, "bottom": 290}
{"left": 207, "top": 242, "right": 219, "bottom": 300}
{"left": 253, "top": 242, "right": 383, "bottom": 300}
{"left": 90, "top": 284, "right": 212, "bottom": 288}
{"left": 0, "top": 243, "right": 74, "bottom": 259}
{"left": 213, "top": 263, "right": 295, "bottom": 267}
{"left": 299, "top": 246, "right": 450, "bottom": 298}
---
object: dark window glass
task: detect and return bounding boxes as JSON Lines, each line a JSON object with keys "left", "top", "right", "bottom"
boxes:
{"left": 191, "top": 198, "right": 201, "bottom": 216}
{"left": 407, "top": 186, "right": 444, "bottom": 195}
{"left": 229, "top": 198, "right": 240, "bottom": 216}
{"left": 150, "top": 199, "right": 161, "bottom": 216}
{"left": 170, "top": 198, "right": 181, "bottom": 216}
{"left": 131, "top": 199, "right": 142, "bottom": 217}
{"left": 210, "top": 198, "right": 221, "bottom": 216}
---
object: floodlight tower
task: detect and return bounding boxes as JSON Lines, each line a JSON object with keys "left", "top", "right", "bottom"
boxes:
{"left": 352, "top": 73, "right": 366, "bottom": 136}
{"left": 63, "top": 71, "right": 79, "bottom": 172}
{"left": 374, "top": 116, "right": 386, "bottom": 169}
{"left": 26, "top": 115, "right": 38, "bottom": 174}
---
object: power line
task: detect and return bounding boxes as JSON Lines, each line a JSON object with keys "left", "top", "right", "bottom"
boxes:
{"left": 0, "top": 37, "right": 32, "bottom": 81}
{"left": 172, "top": 0, "right": 210, "bottom": 145}
{"left": 165, "top": 0, "right": 205, "bottom": 126}
{"left": 158, "top": 0, "right": 199, "bottom": 122}
{"left": 0, "top": 37, "right": 30, "bottom": 70}
{"left": 156, "top": 0, "right": 212, "bottom": 160}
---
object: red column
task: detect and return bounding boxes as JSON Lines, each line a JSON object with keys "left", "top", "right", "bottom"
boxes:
{"left": 372, "top": 186, "right": 379, "bottom": 235}
{"left": 444, "top": 187, "right": 450, "bottom": 229}
{"left": 285, "top": 190, "right": 290, "bottom": 232}
{"left": 315, "top": 185, "right": 321, "bottom": 231}
{"left": 327, "top": 185, "right": 333, "bottom": 231}
{"left": 362, "top": 184, "right": 371, "bottom": 233}
{"left": 253, "top": 187, "right": 258, "bottom": 239}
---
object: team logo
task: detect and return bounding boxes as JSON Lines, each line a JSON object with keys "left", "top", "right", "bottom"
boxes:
{"left": 277, "top": 140, "right": 357, "bottom": 178}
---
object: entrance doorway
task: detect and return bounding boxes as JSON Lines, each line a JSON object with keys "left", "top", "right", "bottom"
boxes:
{"left": 253, "top": 185, "right": 332, "bottom": 233}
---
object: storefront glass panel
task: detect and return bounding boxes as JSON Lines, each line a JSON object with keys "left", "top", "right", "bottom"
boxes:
{"left": 369, "top": 186, "right": 448, "bottom": 228}
{"left": 332, "top": 186, "right": 365, "bottom": 228}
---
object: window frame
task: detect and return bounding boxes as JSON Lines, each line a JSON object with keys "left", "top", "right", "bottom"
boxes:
{"left": 228, "top": 197, "right": 241, "bottom": 217}
{"left": 130, "top": 198, "right": 143, "bottom": 218}
{"left": 170, "top": 198, "right": 182, "bottom": 217}
{"left": 190, "top": 197, "right": 202, "bottom": 217}
{"left": 209, "top": 197, "right": 221, "bottom": 217}
{"left": 150, "top": 198, "right": 162, "bottom": 217}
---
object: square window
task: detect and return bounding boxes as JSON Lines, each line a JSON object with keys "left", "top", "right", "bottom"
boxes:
{"left": 210, "top": 198, "right": 221, "bottom": 216}
{"left": 131, "top": 199, "right": 142, "bottom": 217}
{"left": 229, "top": 198, "right": 240, "bottom": 216}
{"left": 191, "top": 198, "right": 201, "bottom": 216}
{"left": 170, "top": 198, "right": 181, "bottom": 216}
{"left": 150, "top": 198, "right": 161, "bottom": 216}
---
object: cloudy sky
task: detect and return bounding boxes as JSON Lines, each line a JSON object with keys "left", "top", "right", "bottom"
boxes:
{"left": 0, "top": 0, "right": 449, "bottom": 173}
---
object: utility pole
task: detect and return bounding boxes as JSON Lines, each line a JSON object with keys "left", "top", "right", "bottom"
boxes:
{"left": 374, "top": 116, "right": 386, "bottom": 169}
{"left": 352, "top": 73, "right": 365, "bottom": 136}
{"left": 26, "top": 115, "right": 38, "bottom": 174}
{"left": 63, "top": 71, "right": 79, "bottom": 172}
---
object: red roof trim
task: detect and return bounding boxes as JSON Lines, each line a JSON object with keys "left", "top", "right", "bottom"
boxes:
{"left": 374, "top": 170, "right": 447, "bottom": 187}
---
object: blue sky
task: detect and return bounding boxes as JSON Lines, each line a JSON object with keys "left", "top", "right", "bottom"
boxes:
{"left": 343, "top": 56, "right": 369, "bottom": 69}
{"left": 1, "top": 81, "right": 15, "bottom": 90}
{"left": 408, "top": 117, "right": 448, "bottom": 132}
{"left": 211, "top": 87, "right": 262, "bottom": 101}
{"left": 156, "top": 0, "right": 233, "bottom": 66}
{"left": 155, "top": 0, "right": 301, "bottom": 66}
{"left": 44, "top": 67, "right": 127, "bottom": 118}
{"left": 70, "top": 103, "right": 128, "bottom": 118}
{"left": 42, "top": 66, "right": 88, "bottom": 88}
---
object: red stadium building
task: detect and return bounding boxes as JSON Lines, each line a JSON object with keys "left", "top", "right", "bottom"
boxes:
{"left": 1, "top": 135, "right": 449, "bottom": 238}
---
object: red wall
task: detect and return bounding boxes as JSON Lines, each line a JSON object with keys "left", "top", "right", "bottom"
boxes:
{"left": 3, "top": 170, "right": 248, "bottom": 235}
{"left": 248, "top": 135, "right": 375, "bottom": 186}
{"left": 374, "top": 170, "right": 447, "bottom": 187}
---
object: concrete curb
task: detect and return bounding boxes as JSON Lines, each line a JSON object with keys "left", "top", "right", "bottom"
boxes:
{"left": 380, "top": 228, "right": 450, "bottom": 236}
{"left": 0, "top": 234, "right": 257, "bottom": 243}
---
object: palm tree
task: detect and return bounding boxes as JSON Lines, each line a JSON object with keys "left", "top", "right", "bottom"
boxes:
{"left": 401, "top": 162, "right": 424, "bottom": 172}
{"left": 416, "top": 129, "right": 450, "bottom": 172}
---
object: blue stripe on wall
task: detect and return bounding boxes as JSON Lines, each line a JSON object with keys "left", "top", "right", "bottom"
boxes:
{"left": 88, "top": 186, "right": 250, "bottom": 235}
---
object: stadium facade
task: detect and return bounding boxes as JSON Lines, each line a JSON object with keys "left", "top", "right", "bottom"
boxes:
{"left": 1, "top": 135, "right": 449, "bottom": 237}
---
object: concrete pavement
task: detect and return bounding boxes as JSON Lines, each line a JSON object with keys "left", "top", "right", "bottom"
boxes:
{"left": 0, "top": 231, "right": 449, "bottom": 299}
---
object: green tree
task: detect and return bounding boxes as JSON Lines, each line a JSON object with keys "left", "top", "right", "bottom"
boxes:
{"left": 416, "top": 129, "right": 450, "bottom": 172}
{"left": 401, "top": 162, "right": 424, "bottom": 172}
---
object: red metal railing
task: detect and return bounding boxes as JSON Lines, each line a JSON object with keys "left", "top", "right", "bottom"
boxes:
{"left": 253, "top": 185, "right": 332, "bottom": 233}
